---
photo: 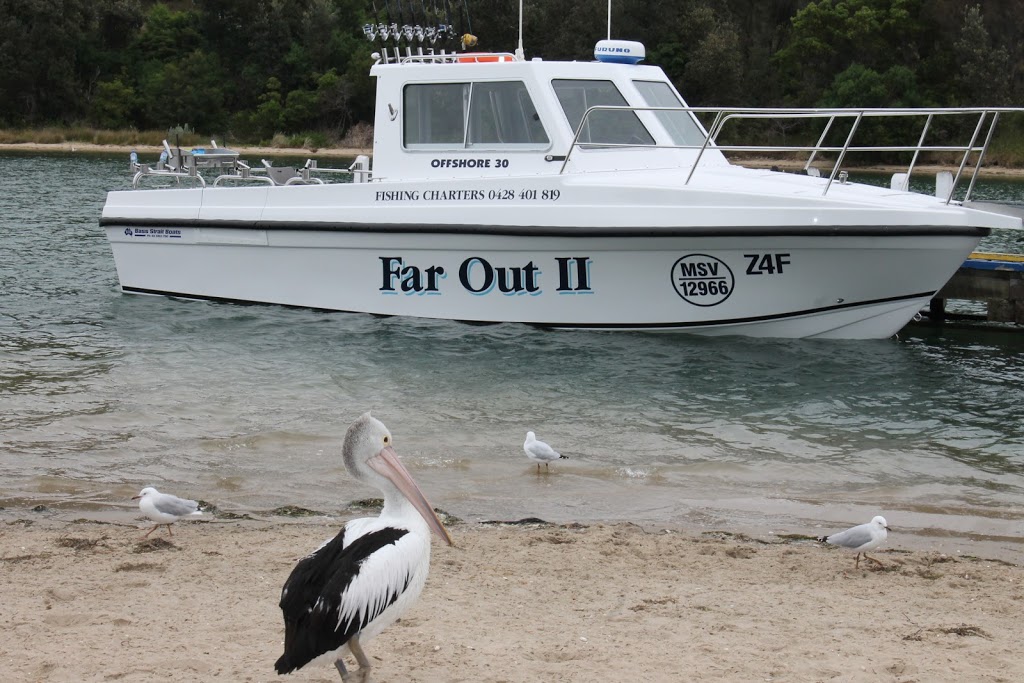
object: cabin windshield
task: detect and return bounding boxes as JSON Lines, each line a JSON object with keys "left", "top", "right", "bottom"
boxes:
{"left": 404, "top": 81, "right": 549, "bottom": 149}
{"left": 552, "top": 79, "right": 655, "bottom": 146}
{"left": 633, "top": 80, "right": 707, "bottom": 147}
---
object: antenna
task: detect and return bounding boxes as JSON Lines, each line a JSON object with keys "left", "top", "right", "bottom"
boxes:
{"left": 607, "top": 0, "right": 612, "bottom": 40}
{"left": 516, "top": 0, "right": 524, "bottom": 60}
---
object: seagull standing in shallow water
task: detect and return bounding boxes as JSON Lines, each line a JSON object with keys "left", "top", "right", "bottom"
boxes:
{"left": 132, "top": 487, "right": 202, "bottom": 538}
{"left": 818, "top": 515, "right": 891, "bottom": 568}
{"left": 275, "top": 413, "right": 453, "bottom": 681}
{"left": 523, "top": 431, "right": 568, "bottom": 472}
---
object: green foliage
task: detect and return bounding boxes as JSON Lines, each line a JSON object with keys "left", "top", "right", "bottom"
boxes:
{"left": 135, "top": 49, "right": 229, "bottom": 131}
{"left": 772, "top": 0, "right": 931, "bottom": 105}
{"left": 986, "top": 114, "right": 1024, "bottom": 168}
{"left": 952, "top": 4, "right": 1012, "bottom": 105}
{"left": 821, "top": 64, "right": 927, "bottom": 109}
{"left": 0, "top": 0, "right": 98, "bottom": 124}
{"left": 283, "top": 89, "right": 318, "bottom": 132}
{"left": 677, "top": 6, "right": 744, "bottom": 105}
{"left": 0, "top": 0, "right": 1022, "bottom": 147}
{"left": 89, "top": 79, "right": 137, "bottom": 130}
{"left": 134, "top": 4, "right": 202, "bottom": 63}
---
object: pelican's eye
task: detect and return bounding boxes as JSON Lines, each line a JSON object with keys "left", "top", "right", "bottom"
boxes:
{"left": 383, "top": 435, "right": 391, "bottom": 446}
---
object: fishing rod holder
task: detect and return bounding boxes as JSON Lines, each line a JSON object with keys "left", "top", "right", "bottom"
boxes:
{"left": 364, "top": 0, "right": 472, "bottom": 58}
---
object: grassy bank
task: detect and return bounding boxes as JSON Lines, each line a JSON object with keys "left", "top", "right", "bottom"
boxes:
{"left": 0, "top": 124, "right": 374, "bottom": 154}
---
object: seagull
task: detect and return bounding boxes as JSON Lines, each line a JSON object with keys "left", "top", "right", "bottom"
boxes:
{"left": 523, "top": 431, "right": 568, "bottom": 472}
{"left": 275, "top": 413, "right": 453, "bottom": 681}
{"left": 818, "top": 516, "right": 891, "bottom": 568}
{"left": 131, "top": 486, "right": 203, "bottom": 538}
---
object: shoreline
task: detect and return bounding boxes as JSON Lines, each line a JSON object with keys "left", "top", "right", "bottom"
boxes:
{"left": 4, "top": 501, "right": 1021, "bottom": 565}
{"left": 4, "top": 141, "right": 1024, "bottom": 177}
{"left": 2, "top": 517, "right": 1021, "bottom": 682}
{"left": 0, "top": 141, "right": 371, "bottom": 159}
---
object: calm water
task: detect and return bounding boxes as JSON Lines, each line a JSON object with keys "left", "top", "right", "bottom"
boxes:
{"left": 2, "top": 152, "right": 1024, "bottom": 559}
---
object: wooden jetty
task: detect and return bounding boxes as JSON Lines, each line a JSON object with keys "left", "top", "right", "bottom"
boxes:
{"left": 928, "top": 252, "right": 1024, "bottom": 326}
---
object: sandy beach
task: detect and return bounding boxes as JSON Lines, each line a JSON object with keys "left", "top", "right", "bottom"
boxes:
{"left": 2, "top": 515, "right": 1021, "bottom": 683}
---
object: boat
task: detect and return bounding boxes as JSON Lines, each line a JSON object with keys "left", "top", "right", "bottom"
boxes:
{"left": 99, "top": 7, "right": 1024, "bottom": 339}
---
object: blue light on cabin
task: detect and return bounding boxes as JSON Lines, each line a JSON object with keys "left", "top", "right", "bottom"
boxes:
{"left": 594, "top": 40, "right": 646, "bottom": 65}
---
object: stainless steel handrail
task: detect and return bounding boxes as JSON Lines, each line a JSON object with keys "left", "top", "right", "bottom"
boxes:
{"left": 132, "top": 167, "right": 207, "bottom": 189}
{"left": 212, "top": 174, "right": 273, "bottom": 187}
{"left": 561, "top": 105, "right": 1024, "bottom": 203}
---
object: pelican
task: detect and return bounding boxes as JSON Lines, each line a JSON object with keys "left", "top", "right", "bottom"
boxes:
{"left": 275, "top": 413, "right": 453, "bottom": 681}
{"left": 818, "top": 515, "right": 891, "bottom": 568}
{"left": 131, "top": 486, "right": 202, "bottom": 538}
{"left": 523, "top": 431, "right": 567, "bottom": 471}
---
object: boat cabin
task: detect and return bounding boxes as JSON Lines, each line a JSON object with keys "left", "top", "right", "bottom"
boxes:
{"left": 367, "top": 43, "right": 728, "bottom": 180}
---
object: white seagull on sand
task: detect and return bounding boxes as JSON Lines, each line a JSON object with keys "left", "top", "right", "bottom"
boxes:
{"left": 275, "top": 413, "right": 453, "bottom": 681}
{"left": 523, "top": 431, "right": 568, "bottom": 471}
{"left": 132, "top": 486, "right": 203, "bottom": 538}
{"left": 818, "top": 515, "right": 891, "bottom": 568}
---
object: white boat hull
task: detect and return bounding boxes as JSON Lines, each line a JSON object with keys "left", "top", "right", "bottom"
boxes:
{"left": 104, "top": 225, "right": 979, "bottom": 339}
{"left": 100, "top": 48, "right": 1023, "bottom": 339}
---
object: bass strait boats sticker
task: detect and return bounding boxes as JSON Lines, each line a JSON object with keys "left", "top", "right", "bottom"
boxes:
{"left": 123, "top": 227, "right": 183, "bottom": 239}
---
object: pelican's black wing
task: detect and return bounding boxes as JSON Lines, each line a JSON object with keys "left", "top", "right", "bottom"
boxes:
{"left": 275, "top": 526, "right": 410, "bottom": 674}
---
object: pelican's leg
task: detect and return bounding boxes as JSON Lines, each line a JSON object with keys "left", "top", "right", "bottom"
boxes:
{"left": 349, "top": 635, "right": 371, "bottom": 669}
{"left": 333, "top": 636, "right": 371, "bottom": 681}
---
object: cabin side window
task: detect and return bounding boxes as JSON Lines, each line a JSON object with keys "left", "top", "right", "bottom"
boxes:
{"left": 632, "top": 80, "right": 708, "bottom": 147}
{"left": 404, "top": 81, "right": 549, "bottom": 149}
{"left": 551, "top": 79, "right": 654, "bottom": 146}
{"left": 404, "top": 83, "right": 469, "bottom": 147}
{"left": 468, "top": 82, "right": 549, "bottom": 147}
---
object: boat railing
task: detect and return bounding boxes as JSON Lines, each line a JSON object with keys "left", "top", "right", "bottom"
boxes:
{"left": 132, "top": 154, "right": 371, "bottom": 188}
{"left": 562, "top": 105, "right": 1024, "bottom": 203}
{"left": 131, "top": 163, "right": 207, "bottom": 189}
{"left": 388, "top": 51, "right": 517, "bottom": 65}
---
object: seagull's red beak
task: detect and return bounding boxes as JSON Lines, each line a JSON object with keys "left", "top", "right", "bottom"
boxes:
{"left": 131, "top": 495, "right": 141, "bottom": 500}
{"left": 368, "top": 446, "right": 454, "bottom": 546}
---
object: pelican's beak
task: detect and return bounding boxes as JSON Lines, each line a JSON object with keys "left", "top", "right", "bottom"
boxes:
{"left": 369, "top": 446, "right": 454, "bottom": 546}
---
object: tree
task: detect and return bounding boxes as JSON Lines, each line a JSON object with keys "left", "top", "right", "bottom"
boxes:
{"left": 89, "top": 78, "right": 136, "bottom": 129}
{"left": 136, "top": 49, "right": 228, "bottom": 131}
{"left": 822, "top": 64, "right": 925, "bottom": 108}
{"left": 677, "top": 5, "right": 743, "bottom": 105}
{"left": 952, "top": 4, "right": 1012, "bottom": 105}
{"left": 0, "top": 0, "right": 97, "bottom": 124}
{"left": 772, "top": 0, "right": 930, "bottom": 105}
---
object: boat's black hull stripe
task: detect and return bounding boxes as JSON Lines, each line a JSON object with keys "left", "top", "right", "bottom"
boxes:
{"left": 99, "top": 217, "right": 990, "bottom": 239}
{"left": 121, "top": 286, "right": 935, "bottom": 329}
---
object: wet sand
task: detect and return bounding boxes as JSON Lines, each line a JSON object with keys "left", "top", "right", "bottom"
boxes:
{"left": 2, "top": 516, "right": 1022, "bottom": 682}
